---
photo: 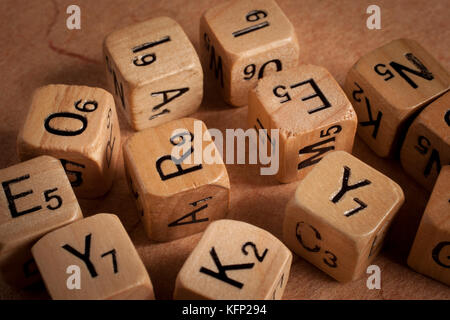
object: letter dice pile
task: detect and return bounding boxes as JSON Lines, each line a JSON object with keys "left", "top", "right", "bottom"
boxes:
{"left": 0, "top": 0, "right": 448, "bottom": 300}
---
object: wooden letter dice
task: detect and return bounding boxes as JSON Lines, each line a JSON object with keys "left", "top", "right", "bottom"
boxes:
{"left": 248, "top": 65, "right": 357, "bottom": 183}
{"left": 400, "top": 91, "right": 450, "bottom": 191}
{"left": 104, "top": 17, "right": 203, "bottom": 131}
{"left": 174, "top": 219, "right": 292, "bottom": 300}
{"left": 407, "top": 166, "right": 450, "bottom": 286}
{"left": 0, "top": 156, "right": 82, "bottom": 286}
{"left": 123, "top": 118, "right": 230, "bottom": 242}
{"left": 200, "top": 0, "right": 300, "bottom": 107}
{"left": 32, "top": 214, "right": 154, "bottom": 299}
{"left": 283, "top": 151, "right": 404, "bottom": 282}
{"left": 17, "top": 85, "right": 121, "bottom": 199}
{"left": 344, "top": 38, "right": 450, "bottom": 157}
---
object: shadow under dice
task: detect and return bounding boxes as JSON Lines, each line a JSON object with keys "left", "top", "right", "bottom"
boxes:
{"left": 345, "top": 38, "right": 450, "bottom": 158}
{"left": 17, "top": 84, "right": 121, "bottom": 199}
{"left": 248, "top": 65, "right": 357, "bottom": 183}
{"left": 174, "top": 219, "right": 292, "bottom": 300}
{"left": 283, "top": 151, "right": 404, "bottom": 282}
{"left": 400, "top": 91, "right": 450, "bottom": 191}
{"left": 123, "top": 118, "right": 230, "bottom": 242}
{"left": 0, "top": 156, "right": 82, "bottom": 286}
{"left": 31, "top": 214, "right": 155, "bottom": 300}
{"left": 200, "top": 0, "right": 300, "bottom": 107}
{"left": 408, "top": 166, "right": 450, "bottom": 286}
{"left": 104, "top": 17, "right": 203, "bottom": 131}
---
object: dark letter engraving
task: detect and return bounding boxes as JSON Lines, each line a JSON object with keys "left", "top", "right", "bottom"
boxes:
{"left": 2, "top": 175, "right": 42, "bottom": 218}
{"left": 331, "top": 166, "right": 371, "bottom": 217}
{"left": 62, "top": 234, "right": 97, "bottom": 278}
{"left": 432, "top": 241, "right": 450, "bottom": 268}
{"left": 101, "top": 249, "right": 118, "bottom": 273}
{"left": 200, "top": 247, "right": 254, "bottom": 289}
{"left": 241, "top": 242, "right": 268, "bottom": 262}
{"left": 290, "top": 79, "right": 331, "bottom": 114}
{"left": 168, "top": 197, "right": 212, "bottom": 227}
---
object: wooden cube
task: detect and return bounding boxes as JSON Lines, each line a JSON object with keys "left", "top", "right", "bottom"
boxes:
{"left": 248, "top": 65, "right": 358, "bottom": 183}
{"left": 104, "top": 17, "right": 203, "bottom": 131}
{"left": 407, "top": 166, "right": 449, "bottom": 286}
{"left": 344, "top": 38, "right": 450, "bottom": 157}
{"left": 174, "top": 219, "right": 292, "bottom": 300}
{"left": 0, "top": 156, "right": 82, "bottom": 286}
{"left": 123, "top": 118, "right": 230, "bottom": 242}
{"left": 400, "top": 91, "right": 450, "bottom": 191}
{"left": 283, "top": 151, "right": 404, "bottom": 282}
{"left": 17, "top": 85, "right": 121, "bottom": 199}
{"left": 200, "top": 0, "right": 300, "bottom": 107}
{"left": 32, "top": 213, "right": 154, "bottom": 300}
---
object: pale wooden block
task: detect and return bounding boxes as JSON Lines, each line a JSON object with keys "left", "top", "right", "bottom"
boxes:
{"left": 31, "top": 213, "right": 155, "bottom": 300}
{"left": 0, "top": 156, "right": 82, "bottom": 286}
{"left": 174, "top": 219, "right": 292, "bottom": 300}
{"left": 400, "top": 91, "right": 450, "bottom": 191}
{"left": 344, "top": 38, "right": 450, "bottom": 157}
{"left": 123, "top": 118, "right": 230, "bottom": 242}
{"left": 200, "top": 0, "right": 300, "bottom": 107}
{"left": 17, "top": 84, "right": 121, "bottom": 199}
{"left": 248, "top": 64, "right": 357, "bottom": 183}
{"left": 407, "top": 166, "right": 449, "bottom": 286}
{"left": 283, "top": 151, "right": 404, "bottom": 282}
{"left": 104, "top": 17, "right": 203, "bottom": 131}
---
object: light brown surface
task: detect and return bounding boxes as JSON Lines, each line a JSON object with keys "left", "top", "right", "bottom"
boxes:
{"left": 284, "top": 151, "right": 404, "bottom": 282}
{"left": 0, "top": 0, "right": 449, "bottom": 300}
{"left": 400, "top": 91, "right": 450, "bottom": 191}
{"left": 0, "top": 156, "right": 82, "bottom": 286}
{"left": 17, "top": 85, "right": 121, "bottom": 198}
{"left": 407, "top": 166, "right": 450, "bottom": 286}
{"left": 174, "top": 219, "right": 292, "bottom": 300}
{"left": 32, "top": 213, "right": 155, "bottom": 300}
{"left": 104, "top": 17, "right": 203, "bottom": 131}
{"left": 248, "top": 65, "right": 357, "bottom": 183}
{"left": 200, "top": 0, "right": 299, "bottom": 106}
{"left": 344, "top": 38, "right": 450, "bottom": 158}
{"left": 123, "top": 118, "right": 230, "bottom": 242}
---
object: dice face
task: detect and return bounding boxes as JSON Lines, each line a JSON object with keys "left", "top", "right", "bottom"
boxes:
{"left": 31, "top": 214, "right": 154, "bottom": 300}
{"left": 17, "top": 85, "right": 121, "bottom": 199}
{"left": 400, "top": 91, "right": 450, "bottom": 191}
{"left": 174, "top": 219, "right": 292, "bottom": 300}
{"left": 104, "top": 17, "right": 203, "bottom": 131}
{"left": 283, "top": 151, "right": 404, "bottom": 282}
{"left": 248, "top": 65, "right": 357, "bottom": 183}
{"left": 123, "top": 118, "right": 230, "bottom": 242}
{"left": 0, "top": 156, "right": 82, "bottom": 286}
{"left": 345, "top": 38, "right": 450, "bottom": 157}
{"left": 408, "top": 166, "right": 450, "bottom": 286}
{"left": 200, "top": 0, "right": 300, "bottom": 107}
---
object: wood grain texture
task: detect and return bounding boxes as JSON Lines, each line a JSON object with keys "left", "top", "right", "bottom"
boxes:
{"left": 0, "top": 0, "right": 449, "bottom": 299}
{"left": 174, "top": 219, "right": 291, "bottom": 300}
{"left": 104, "top": 17, "right": 203, "bottom": 131}
{"left": 400, "top": 91, "right": 450, "bottom": 191}
{"left": 31, "top": 213, "right": 155, "bottom": 300}
{"left": 123, "top": 118, "right": 230, "bottom": 242}
{"left": 200, "top": 0, "right": 299, "bottom": 106}
{"left": 17, "top": 84, "right": 121, "bottom": 198}
{"left": 248, "top": 65, "right": 357, "bottom": 183}
{"left": 284, "top": 151, "right": 404, "bottom": 282}
{"left": 0, "top": 156, "right": 82, "bottom": 286}
{"left": 407, "top": 166, "right": 450, "bottom": 286}
{"left": 344, "top": 38, "right": 450, "bottom": 158}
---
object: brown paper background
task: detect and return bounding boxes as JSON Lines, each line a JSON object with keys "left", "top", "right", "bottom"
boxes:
{"left": 0, "top": 0, "right": 449, "bottom": 299}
